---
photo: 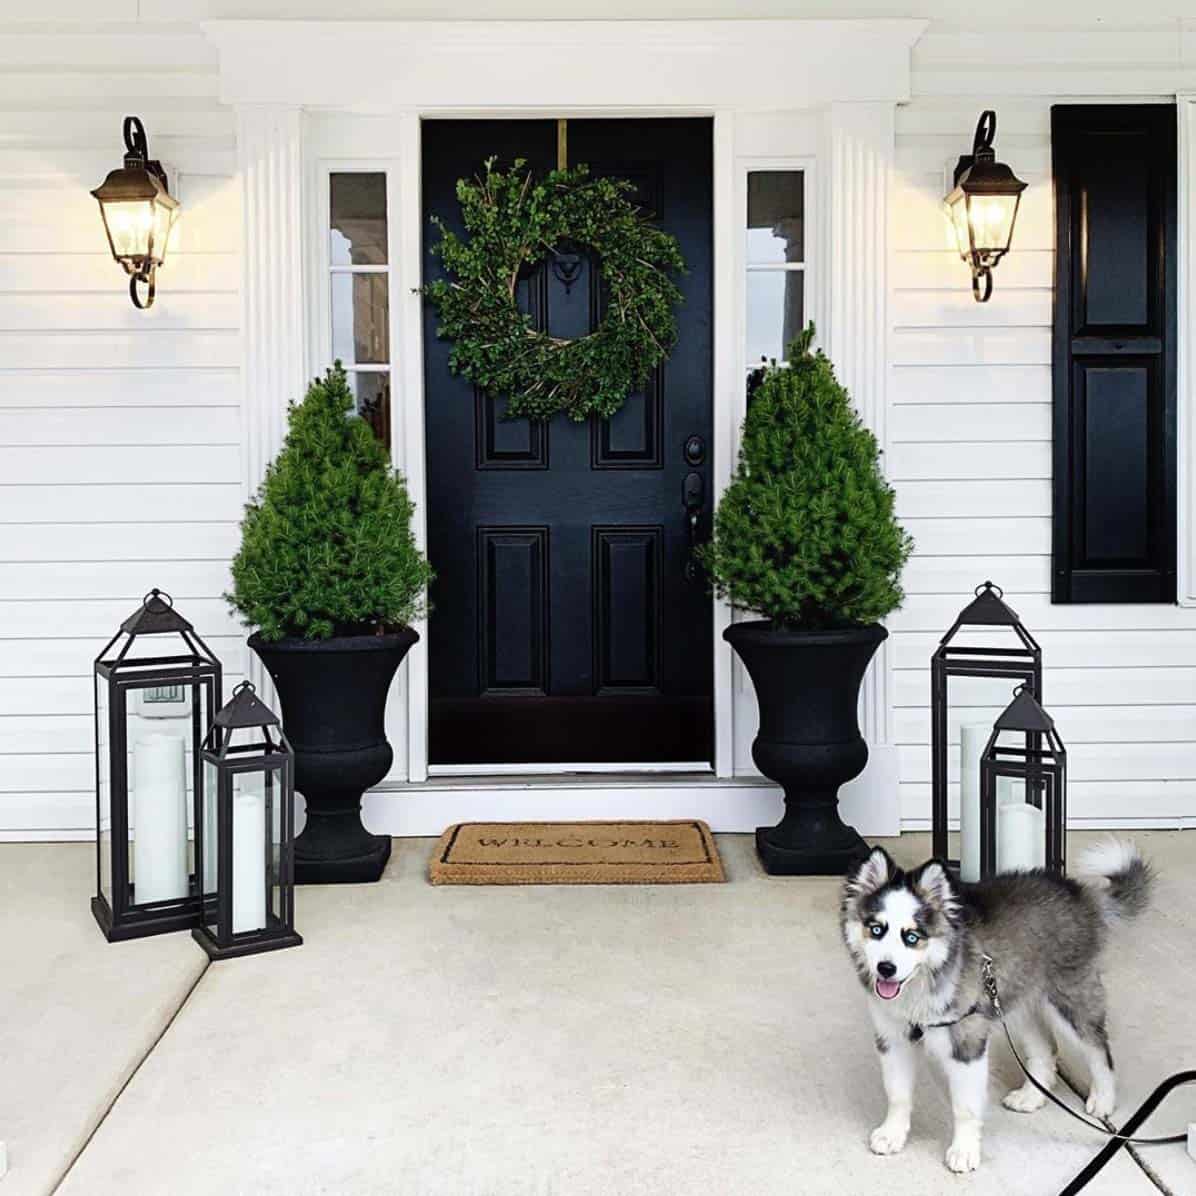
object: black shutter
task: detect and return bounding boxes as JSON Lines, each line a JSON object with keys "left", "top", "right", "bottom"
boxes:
{"left": 1051, "top": 104, "right": 1177, "bottom": 604}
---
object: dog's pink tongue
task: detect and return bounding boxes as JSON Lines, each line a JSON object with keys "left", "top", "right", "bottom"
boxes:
{"left": 876, "top": 978, "right": 901, "bottom": 1000}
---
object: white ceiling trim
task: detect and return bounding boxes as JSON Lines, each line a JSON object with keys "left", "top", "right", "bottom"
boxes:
{"left": 202, "top": 19, "right": 928, "bottom": 111}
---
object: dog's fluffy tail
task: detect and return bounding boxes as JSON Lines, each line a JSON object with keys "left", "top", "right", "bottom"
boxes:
{"left": 1076, "top": 838, "right": 1153, "bottom": 921}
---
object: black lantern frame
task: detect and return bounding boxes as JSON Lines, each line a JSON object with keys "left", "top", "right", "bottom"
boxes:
{"left": 943, "top": 110, "right": 1027, "bottom": 302}
{"left": 93, "top": 588, "right": 221, "bottom": 941}
{"left": 931, "top": 581, "right": 1042, "bottom": 871}
{"left": 194, "top": 681, "right": 301, "bottom": 961}
{"left": 980, "top": 685, "right": 1067, "bottom": 878}
{"left": 90, "top": 116, "right": 180, "bottom": 310}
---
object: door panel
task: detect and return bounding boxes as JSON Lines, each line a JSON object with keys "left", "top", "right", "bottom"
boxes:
{"left": 422, "top": 117, "right": 713, "bottom": 765}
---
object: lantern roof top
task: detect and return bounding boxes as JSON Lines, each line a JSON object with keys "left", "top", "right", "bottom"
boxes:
{"left": 120, "top": 588, "right": 194, "bottom": 636}
{"left": 214, "top": 681, "right": 280, "bottom": 730}
{"left": 994, "top": 685, "right": 1055, "bottom": 735}
{"left": 955, "top": 580, "right": 1022, "bottom": 627}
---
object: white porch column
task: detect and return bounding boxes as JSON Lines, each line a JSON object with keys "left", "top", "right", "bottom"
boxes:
{"left": 1178, "top": 94, "right": 1196, "bottom": 609}
{"left": 821, "top": 100, "right": 897, "bottom": 764}
{"left": 236, "top": 104, "right": 307, "bottom": 693}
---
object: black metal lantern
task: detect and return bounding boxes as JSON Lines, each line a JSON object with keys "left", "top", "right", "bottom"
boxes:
{"left": 91, "top": 116, "right": 179, "bottom": 310}
{"left": 931, "top": 581, "right": 1042, "bottom": 876}
{"left": 980, "top": 685, "right": 1067, "bottom": 878}
{"left": 944, "top": 111, "right": 1027, "bottom": 302}
{"left": 93, "top": 589, "right": 221, "bottom": 941}
{"left": 194, "top": 682, "right": 301, "bottom": 961}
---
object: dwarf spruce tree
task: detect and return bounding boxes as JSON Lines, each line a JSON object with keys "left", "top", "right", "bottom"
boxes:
{"left": 700, "top": 326, "right": 912, "bottom": 629}
{"left": 227, "top": 365, "right": 433, "bottom": 641}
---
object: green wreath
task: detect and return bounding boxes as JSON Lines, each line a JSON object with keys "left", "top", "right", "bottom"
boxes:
{"left": 423, "top": 158, "right": 685, "bottom": 422}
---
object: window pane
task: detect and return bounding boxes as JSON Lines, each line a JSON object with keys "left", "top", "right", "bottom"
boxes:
{"left": 747, "top": 171, "right": 804, "bottom": 265}
{"left": 745, "top": 270, "right": 804, "bottom": 365}
{"left": 330, "top": 173, "right": 388, "bottom": 266}
{"left": 349, "top": 371, "right": 391, "bottom": 447}
{"left": 332, "top": 273, "right": 389, "bottom": 365}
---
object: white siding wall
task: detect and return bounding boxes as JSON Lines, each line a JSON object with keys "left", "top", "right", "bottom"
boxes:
{"left": 3, "top": 14, "right": 1195, "bottom": 836}
{"left": 0, "top": 19, "right": 242, "bottom": 839}
{"left": 889, "top": 29, "right": 1196, "bottom": 829}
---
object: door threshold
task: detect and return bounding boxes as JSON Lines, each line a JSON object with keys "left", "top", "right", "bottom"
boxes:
{"left": 378, "top": 772, "right": 771, "bottom": 792}
{"left": 427, "top": 762, "right": 713, "bottom": 778}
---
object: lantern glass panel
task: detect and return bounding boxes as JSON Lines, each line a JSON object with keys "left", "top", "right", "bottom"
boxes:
{"left": 967, "top": 192, "right": 1019, "bottom": 260}
{"left": 96, "top": 674, "right": 113, "bottom": 904}
{"left": 118, "top": 672, "right": 215, "bottom": 911}
{"left": 202, "top": 759, "right": 219, "bottom": 893}
{"left": 947, "top": 191, "right": 971, "bottom": 260}
{"left": 199, "top": 753, "right": 290, "bottom": 947}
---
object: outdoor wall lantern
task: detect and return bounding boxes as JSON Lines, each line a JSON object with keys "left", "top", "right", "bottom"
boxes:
{"left": 91, "top": 116, "right": 179, "bottom": 310}
{"left": 944, "top": 110, "right": 1027, "bottom": 302}
{"left": 194, "top": 682, "right": 302, "bottom": 961}
{"left": 93, "top": 589, "right": 221, "bottom": 942}
{"left": 979, "top": 685, "right": 1067, "bottom": 879}
{"left": 931, "top": 582, "right": 1042, "bottom": 881}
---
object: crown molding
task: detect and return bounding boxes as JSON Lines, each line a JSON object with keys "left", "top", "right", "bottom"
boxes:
{"left": 202, "top": 19, "right": 928, "bottom": 112}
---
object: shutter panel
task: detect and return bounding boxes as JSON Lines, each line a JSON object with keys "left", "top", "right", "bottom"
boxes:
{"left": 1051, "top": 105, "right": 1177, "bottom": 604}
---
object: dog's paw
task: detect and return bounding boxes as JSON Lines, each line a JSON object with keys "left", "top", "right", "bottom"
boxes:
{"left": 944, "top": 1136, "right": 982, "bottom": 1173}
{"left": 1002, "top": 1084, "right": 1047, "bottom": 1113}
{"left": 1085, "top": 1087, "right": 1116, "bottom": 1120}
{"left": 869, "top": 1122, "right": 909, "bottom": 1155}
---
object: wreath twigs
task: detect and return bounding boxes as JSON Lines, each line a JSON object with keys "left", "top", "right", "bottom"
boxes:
{"left": 422, "top": 157, "right": 685, "bottom": 422}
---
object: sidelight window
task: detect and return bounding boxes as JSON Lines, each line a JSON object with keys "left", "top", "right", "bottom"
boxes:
{"left": 744, "top": 170, "right": 805, "bottom": 372}
{"left": 327, "top": 171, "right": 392, "bottom": 447}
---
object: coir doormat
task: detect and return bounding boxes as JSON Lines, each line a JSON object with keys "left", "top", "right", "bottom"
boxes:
{"left": 429, "top": 820, "right": 725, "bottom": 886}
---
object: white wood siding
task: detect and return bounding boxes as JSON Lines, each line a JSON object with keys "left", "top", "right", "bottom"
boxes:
{"left": 891, "top": 26, "right": 1196, "bottom": 829}
{"left": 0, "top": 18, "right": 241, "bottom": 839}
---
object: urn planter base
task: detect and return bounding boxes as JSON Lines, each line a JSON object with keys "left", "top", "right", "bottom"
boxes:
{"left": 295, "top": 815, "right": 392, "bottom": 885}
{"left": 755, "top": 824, "right": 870, "bottom": 876}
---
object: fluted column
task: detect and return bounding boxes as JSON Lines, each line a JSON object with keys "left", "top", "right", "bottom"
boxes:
{"left": 822, "top": 101, "right": 896, "bottom": 750}
{"left": 236, "top": 104, "right": 306, "bottom": 693}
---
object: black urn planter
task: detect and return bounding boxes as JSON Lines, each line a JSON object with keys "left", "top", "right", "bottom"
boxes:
{"left": 250, "top": 628, "right": 417, "bottom": 884}
{"left": 725, "top": 620, "right": 886, "bottom": 876}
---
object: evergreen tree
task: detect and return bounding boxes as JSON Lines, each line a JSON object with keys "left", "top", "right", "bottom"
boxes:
{"left": 227, "top": 365, "right": 433, "bottom": 641}
{"left": 700, "top": 326, "right": 912, "bottom": 628}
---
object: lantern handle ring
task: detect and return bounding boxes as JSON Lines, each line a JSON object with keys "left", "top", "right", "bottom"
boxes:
{"left": 123, "top": 115, "right": 149, "bottom": 163}
{"left": 233, "top": 680, "right": 256, "bottom": 696}
{"left": 142, "top": 587, "right": 173, "bottom": 608}
{"left": 975, "top": 580, "right": 1004, "bottom": 598}
{"left": 973, "top": 110, "right": 996, "bottom": 156}
{"left": 1012, "top": 682, "right": 1029, "bottom": 697}
{"left": 972, "top": 267, "right": 993, "bottom": 303}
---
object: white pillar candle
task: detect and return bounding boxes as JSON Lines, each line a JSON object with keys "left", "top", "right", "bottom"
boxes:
{"left": 132, "top": 733, "right": 189, "bottom": 904}
{"left": 958, "top": 723, "right": 989, "bottom": 883}
{"left": 232, "top": 778, "right": 267, "bottom": 934}
{"left": 997, "top": 801, "right": 1046, "bottom": 873}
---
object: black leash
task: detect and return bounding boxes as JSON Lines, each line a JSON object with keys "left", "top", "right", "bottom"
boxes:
{"left": 969, "top": 955, "right": 1196, "bottom": 1195}
{"left": 978, "top": 955, "right": 1190, "bottom": 1147}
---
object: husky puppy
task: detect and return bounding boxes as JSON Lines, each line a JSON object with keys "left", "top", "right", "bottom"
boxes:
{"left": 840, "top": 840, "right": 1152, "bottom": 1173}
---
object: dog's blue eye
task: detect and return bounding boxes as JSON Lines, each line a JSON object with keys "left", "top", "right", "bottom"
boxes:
{"left": 902, "top": 931, "right": 920, "bottom": 947}
{"left": 869, "top": 923, "right": 885, "bottom": 938}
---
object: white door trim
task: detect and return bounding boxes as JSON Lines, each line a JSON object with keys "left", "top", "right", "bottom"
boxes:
{"left": 208, "top": 18, "right": 923, "bottom": 831}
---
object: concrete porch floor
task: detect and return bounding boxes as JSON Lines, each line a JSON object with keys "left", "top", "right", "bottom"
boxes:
{"left": 4, "top": 832, "right": 1195, "bottom": 1196}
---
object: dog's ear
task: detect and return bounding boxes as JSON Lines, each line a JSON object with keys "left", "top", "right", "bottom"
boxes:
{"left": 844, "top": 846, "right": 894, "bottom": 900}
{"left": 911, "top": 859, "right": 960, "bottom": 920}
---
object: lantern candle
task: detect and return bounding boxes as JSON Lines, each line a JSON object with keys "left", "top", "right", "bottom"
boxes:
{"left": 997, "top": 795, "right": 1046, "bottom": 873}
{"left": 132, "top": 732, "right": 188, "bottom": 904}
{"left": 232, "top": 779, "right": 267, "bottom": 934}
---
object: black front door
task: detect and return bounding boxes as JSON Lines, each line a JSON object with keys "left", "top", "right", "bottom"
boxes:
{"left": 423, "top": 117, "right": 713, "bottom": 766}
